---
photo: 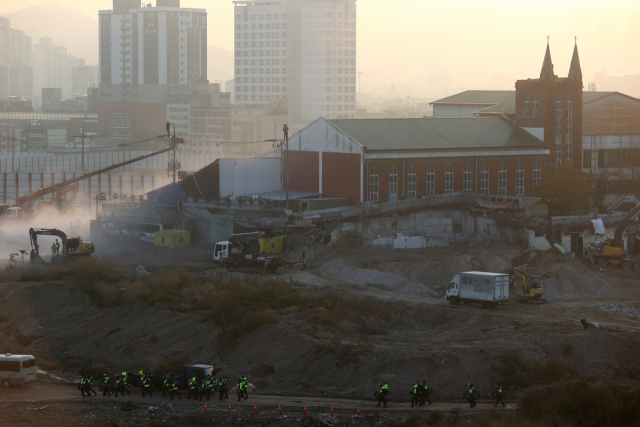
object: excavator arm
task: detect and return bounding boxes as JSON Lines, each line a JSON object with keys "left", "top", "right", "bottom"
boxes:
{"left": 613, "top": 203, "right": 640, "bottom": 248}
{"left": 29, "top": 228, "right": 68, "bottom": 256}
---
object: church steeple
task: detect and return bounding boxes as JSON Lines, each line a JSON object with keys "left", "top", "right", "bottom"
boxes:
{"left": 540, "top": 39, "right": 555, "bottom": 81}
{"left": 568, "top": 40, "right": 582, "bottom": 83}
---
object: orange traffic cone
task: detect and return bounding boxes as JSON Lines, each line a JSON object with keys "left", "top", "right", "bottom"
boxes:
{"left": 227, "top": 404, "right": 231, "bottom": 413}
{"left": 304, "top": 406, "right": 308, "bottom": 415}
{"left": 204, "top": 403, "right": 207, "bottom": 412}
{"left": 357, "top": 407, "right": 361, "bottom": 416}
{"left": 330, "top": 406, "right": 334, "bottom": 415}
{"left": 278, "top": 405, "right": 282, "bottom": 413}
{"left": 254, "top": 405, "right": 258, "bottom": 414}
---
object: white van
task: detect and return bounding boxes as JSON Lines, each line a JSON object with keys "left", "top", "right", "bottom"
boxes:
{"left": 0, "top": 354, "right": 37, "bottom": 387}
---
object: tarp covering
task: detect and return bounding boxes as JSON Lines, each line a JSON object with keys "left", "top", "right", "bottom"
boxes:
{"left": 477, "top": 197, "right": 514, "bottom": 210}
{"left": 147, "top": 183, "right": 187, "bottom": 213}
{"left": 259, "top": 236, "right": 284, "bottom": 254}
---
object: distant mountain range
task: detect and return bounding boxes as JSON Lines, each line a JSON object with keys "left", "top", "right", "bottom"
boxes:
{"left": 1, "top": 4, "right": 233, "bottom": 83}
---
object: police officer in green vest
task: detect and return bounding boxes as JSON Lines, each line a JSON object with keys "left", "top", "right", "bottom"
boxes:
{"left": 162, "top": 375, "right": 169, "bottom": 397}
{"left": 86, "top": 375, "right": 97, "bottom": 396}
{"left": 168, "top": 379, "right": 181, "bottom": 400}
{"left": 80, "top": 375, "right": 87, "bottom": 398}
{"left": 494, "top": 385, "right": 505, "bottom": 407}
{"left": 120, "top": 372, "right": 130, "bottom": 395}
{"left": 240, "top": 375, "right": 249, "bottom": 399}
{"left": 237, "top": 379, "right": 247, "bottom": 402}
{"left": 186, "top": 376, "right": 197, "bottom": 400}
{"left": 114, "top": 375, "right": 124, "bottom": 397}
{"left": 219, "top": 376, "right": 228, "bottom": 400}
{"left": 467, "top": 383, "right": 476, "bottom": 408}
{"left": 141, "top": 374, "right": 153, "bottom": 398}
{"left": 410, "top": 381, "right": 420, "bottom": 407}
{"left": 421, "top": 380, "right": 432, "bottom": 405}
{"left": 102, "top": 374, "right": 112, "bottom": 397}
{"left": 377, "top": 382, "right": 389, "bottom": 408}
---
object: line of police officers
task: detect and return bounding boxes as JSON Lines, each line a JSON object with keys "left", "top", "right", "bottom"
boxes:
{"left": 79, "top": 372, "right": 251, "bottom": 402}
{"left": 81, "top": 373, "right": 504, "bottom": 408}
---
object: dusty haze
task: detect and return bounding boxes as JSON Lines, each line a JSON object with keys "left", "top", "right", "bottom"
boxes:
{"left": 1, "top": 0, "right": 639, "bottom": 96}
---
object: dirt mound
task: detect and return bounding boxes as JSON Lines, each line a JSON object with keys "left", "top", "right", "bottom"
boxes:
{"left": 317, "top": 258, "right": 437, "bottom": 296}
{"left": 599, "top": 303, "right": 640, "bottom": 319}
{"left": 330, "top": 235, "right": 365, "bottom": 253}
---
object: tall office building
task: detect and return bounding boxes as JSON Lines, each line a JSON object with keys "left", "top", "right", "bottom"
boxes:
{"left": 233, "top": 0, "right": 357, "bottom": 124}
{"left": 0, "top": 18, "right": 33, "bottom": 101}
{"left": 99, "top": 0, "right": 207, "bottom": 86}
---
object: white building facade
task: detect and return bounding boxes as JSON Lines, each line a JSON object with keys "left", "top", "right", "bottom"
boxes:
{"left": 99, "top": 0, "right": 207, "bottom": 86}
{"left": 233, "top": 0, "right": 357, "bottom": 125}
{"left": 0, "top": 18, "right": 33, "bottom": 101}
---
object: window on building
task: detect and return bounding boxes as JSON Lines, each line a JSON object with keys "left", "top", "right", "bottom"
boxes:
{"left": 445, "top": 164, "right": 454, "bottom": 193}
{"left": 566, "top": 95, "right": 572, "bottom": 164}
{"left": 516, "top": 163, "right": 524, "bottom": 196}
{"left": 408, "top": 166, "right": 417, "bottom": 198}
{"left": 533, "top": 95, "right": 538, "bottom": 118}
{"left": 426, "top": 165, "right": 435, "bottom": 196}
{"left": 370, "top": 167, "right": 379, "bottom": 201}
{"left": 481, "top": 164, "right": 489, "bottom": 195}
{"left": 524, "top": 95, "right": 529, "bottom": 118}
{"left": 583, "top": 150, "right": 591, "bottom": 169}
{"left": 463, "top": 164, "right": 471, "bottom": 193}
{"left": 498, "top": 163, "right": 507, "bottom": 195}
{"left": 389, "top": 166, "right": 398, "bottom": 193}
{"left": 533, "top": 162, "right": 541, "bottom": 187}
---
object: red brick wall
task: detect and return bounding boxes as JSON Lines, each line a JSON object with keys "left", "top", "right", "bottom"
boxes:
{"left": 322, "top": 152, "right": 361, "bottom": 204}
{"left": 363, "top": 155, "right": 547, "bottom": 202}
{"left": 285, "top": 151, "right": 319, "bottom": 193}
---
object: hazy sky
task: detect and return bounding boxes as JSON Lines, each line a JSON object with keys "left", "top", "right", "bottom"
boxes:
{"left": 2, "top": 0, "right": 639, "bottom": 97}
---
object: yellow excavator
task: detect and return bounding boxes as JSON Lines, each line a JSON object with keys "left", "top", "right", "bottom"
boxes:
{"left": 587, "top": 204, "right": 640, "bottom": 271}
{"left": 509, "top": 266, "right": 547, "bottom": 304}
{"left": 29, "top": 228, "right": 94, "bottom": 263}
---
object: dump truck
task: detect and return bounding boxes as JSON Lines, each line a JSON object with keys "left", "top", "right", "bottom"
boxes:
{"left": 445, "top": 271, "right": 510, "bottom": 308}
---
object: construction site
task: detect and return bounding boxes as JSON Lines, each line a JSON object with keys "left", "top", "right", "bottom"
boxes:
{"left": 1, "top": 135, "right": 640, "bottom": 427}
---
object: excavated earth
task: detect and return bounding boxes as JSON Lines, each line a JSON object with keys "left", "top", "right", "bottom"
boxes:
{"left": 2, "top": 240, "right": 640, "bottom": 426}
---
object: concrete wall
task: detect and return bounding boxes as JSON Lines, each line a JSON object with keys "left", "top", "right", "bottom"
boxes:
{"left": 219, "top": 158, "right": 281, "bottom": 197}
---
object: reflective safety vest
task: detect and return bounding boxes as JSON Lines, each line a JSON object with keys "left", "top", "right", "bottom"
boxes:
{"left": 172, "top": 382, "right": 179, "bottom": 391}
{"left": 380, "top": 384, "right": 388, "bottom": 394}
{"left": 412, "top": 384, "right": 419, "bottom": 395}
{"left": 189, "top": 378, "right": 196, "bottom": 389}
{"left": 80, "top": 378, "right": 85, "bottom": 386}
{"left": 143, "top": 378, "right": 150, "bottom": 388}
{"left": 121, "top": 374, "right": 127, "bottom": 385}
{"left": 469, "top": 387, "right": 475, "bottom": 394}
{"left": 163, "top": 378, "right": 168, "bottom": 387}
{"left": 104, "top": 376, "right": 109, "bottom": 383}
{"left": 498, "top": 387, "right": 503, "bottom": 394}
{"left": 55, "top": 241, "right": 60, "bottom": 248}
{"left": 87, "top": 378, "right": 93, "bottom": 385}
{"left": 222, "top": 379, "right": 227, "bottom": 386}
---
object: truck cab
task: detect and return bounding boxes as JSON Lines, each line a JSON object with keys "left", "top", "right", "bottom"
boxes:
{"left": 214, "top": 241, "right": 230, "bottom": 261}
{"left": 446, "top": 275, "right": 460, "bottom": 300}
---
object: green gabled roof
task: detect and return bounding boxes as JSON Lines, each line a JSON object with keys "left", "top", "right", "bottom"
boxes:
{"left": 327, "top": 116, "right": 547, "bottom": 152}
{"left": 430, "top": 90, "right": 515, "bottom": 106}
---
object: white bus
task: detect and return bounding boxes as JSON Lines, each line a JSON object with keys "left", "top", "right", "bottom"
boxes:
{"left": 0, "top": 353, "right": 37, "bottom": 388}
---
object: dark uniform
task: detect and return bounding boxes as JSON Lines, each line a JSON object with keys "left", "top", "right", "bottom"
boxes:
{"left": 141, "top": 375, "right": 153, "bottom": 398}
{"left": 422, "top": 380, "right": 432, "bottom": 405}
{"left": 102, "top": 374, "right": 112, "bottom": 397}
{"left": 377, "top": 383, "right": 389, "bottom": 408}
{"left": 80, "top": 375, "right": 88, "bottom": 397}
{"left": 494, "top": 385, "right": 505, "bottom": 407}
{"left": 241, "top": 375, "right": 249, "bottom": 399}
{"left": 119, "top": 372, "right": 130, "bottom": 395}
{"left": 467, "top": 383, "right": 476, "bottom": 408}
{"left": 237, "top": 380, "right": 247, "bottom": 401}
{"left": 86, "top": 375, "right": 97, "bottom": 396}
{"left": 162, "top": 375, "right": 169, "bottom": 397}
{"left": 114, "top": 375, "right": 124, "bottom": 397}
{"left": 186, "top": 376, "right": 197, "bottom": 400}
{"left": 169, "top": 380, "right": 181, "bottom": 400}
{"left": 219, "top": 377, "right": 228, "bottom": 400}
{"left": 411, "top": 381, "right": 420, "bottom": 407}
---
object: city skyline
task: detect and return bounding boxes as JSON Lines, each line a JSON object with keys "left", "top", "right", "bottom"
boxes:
{"left": 1, "top": 0, "right": 639, "bottom": 97}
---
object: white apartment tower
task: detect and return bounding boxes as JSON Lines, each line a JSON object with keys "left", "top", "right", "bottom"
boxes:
{"left": 0, "top": 18, "right": 33, "bottom": 101}
{"left": 99, "top": 0, "right": 207, "bottom": 86}
{"left": 233, "top": 0, "right": 357, "bottom": 124}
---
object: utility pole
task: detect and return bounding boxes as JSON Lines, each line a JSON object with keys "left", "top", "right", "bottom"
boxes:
{"left": 11, "top": 129, "right": 15, "bottom": 173}
{"left": 172, "top": 124, "right": 177, "bottom": 184}
{"left": 81, "top": 126, "right": 85, "bottom": 171}
{"left": 283, "top": 124, "right": 289, "bottom": 211}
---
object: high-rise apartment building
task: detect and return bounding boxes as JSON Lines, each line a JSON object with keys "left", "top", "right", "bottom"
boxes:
{"left": 233, "top": 0, "right": 357, "bottom": 125}
{"left": 99, "top": 0, "right": 207, "bottom": 86}
{"left": 0, "top": 18, "right": 33, "bottom": 101}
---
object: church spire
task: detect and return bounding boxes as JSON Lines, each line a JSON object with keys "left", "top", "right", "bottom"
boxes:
{"left": 540, "top": 39, "right": 555, "bottom": 81}
{"left": 568, "top": 40, "right": 582, "bottom": 83}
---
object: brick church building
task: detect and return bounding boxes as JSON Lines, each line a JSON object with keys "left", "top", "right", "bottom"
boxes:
{"left": 285, "top": 44, "right": 582, "bottom": 204}
{"left": 515, "top": 42, "right": 583, "bottom": 168}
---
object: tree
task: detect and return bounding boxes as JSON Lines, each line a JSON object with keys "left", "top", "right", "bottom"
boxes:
{"left": 532, "top": 163, "right": 592, "bottom": 215}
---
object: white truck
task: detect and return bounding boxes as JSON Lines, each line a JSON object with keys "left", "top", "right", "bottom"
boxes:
{"left": 445, "top": 271, "right": 510, "bottom": 308}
